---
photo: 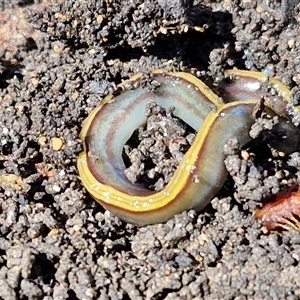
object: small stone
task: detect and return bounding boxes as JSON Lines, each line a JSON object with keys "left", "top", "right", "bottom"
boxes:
{"left": 51, "top": 137, "right": 64, "bottom": 151}
{"left": 52, "top": 185, "right": 61, "bottom": 193}
{"left": 288, "top": 38, "right": 295, "bottom": 48}
{"left": 38, "top": 136, "right": 47, "bottom": 146}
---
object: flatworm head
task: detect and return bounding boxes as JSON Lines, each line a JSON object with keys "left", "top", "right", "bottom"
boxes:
{"left": 222, "top": 69, "right": 293, "bottom": 118}
{"left": 78, "top": 69, "right": 298, "bottom": 226}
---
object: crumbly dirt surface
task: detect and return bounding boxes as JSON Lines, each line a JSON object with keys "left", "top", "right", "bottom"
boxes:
{"left": 124, "top": 102, "right": 196, "bottom": 191}
{"left": 1, "top": 0, "right": 300, "bottom": 299}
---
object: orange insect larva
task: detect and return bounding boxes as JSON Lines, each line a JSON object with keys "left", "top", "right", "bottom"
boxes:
{"left": 255, "top": 186, "right": 300, "bottom": 232}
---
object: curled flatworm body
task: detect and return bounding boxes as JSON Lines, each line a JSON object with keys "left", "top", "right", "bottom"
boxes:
{"left": 78, "top": 69, "right": 299, "bottom": 226}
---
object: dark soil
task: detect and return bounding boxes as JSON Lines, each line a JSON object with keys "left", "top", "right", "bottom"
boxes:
{"left": 1, "top": 0, "right": 300, "bottom": 299}
{"left": 123, "top": 101, "right": 196, "bottom": 191}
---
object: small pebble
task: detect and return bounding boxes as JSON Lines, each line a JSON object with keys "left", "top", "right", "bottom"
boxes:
{"left": 51, "top": 137, "right": 64, "bottom": 151}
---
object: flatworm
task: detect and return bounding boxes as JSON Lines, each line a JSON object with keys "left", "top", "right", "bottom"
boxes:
{"left": 77, "top": 69, "right": 299, "bottom": 226}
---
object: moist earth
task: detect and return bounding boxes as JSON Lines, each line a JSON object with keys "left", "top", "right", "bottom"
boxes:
{"left": 1, "top": 0, "right": 300, "bottom": 299}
